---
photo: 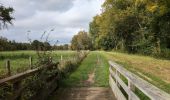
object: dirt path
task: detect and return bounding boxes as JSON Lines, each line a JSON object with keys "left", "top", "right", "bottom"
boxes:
{"left": 51, "top": 69, "right": 116, "bottom": 100}
{"left": 52, "top": 87, "right": 116, "bottom": 100}
{"left": 81, "top": 54, "right": 100, "bottom": 87}
{"left": 83, "top": 69, "right": 95, "bottom": 86}
{"left": 50, "top": 52, "right": 116, "bottom": 100}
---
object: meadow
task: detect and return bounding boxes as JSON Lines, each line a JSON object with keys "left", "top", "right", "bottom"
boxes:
{"left": 48, "top": 51, "right": 170, "bottom": 94}
{"left": 0, "top": 50, "right": 77, "bottom": 78}
{"left": 59, "top": 51, "right": 170, "bottom": 99}
{"left": 102, "top": 51, "right": 170, "bottom": 94}
{"left": 1, "top": 50, "right": 170, "bottom": 99}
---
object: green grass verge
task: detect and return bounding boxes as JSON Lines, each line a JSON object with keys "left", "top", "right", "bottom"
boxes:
{"left": 102, "top": 51, "right": 170, "bottom": 98}
{"left": 60, "top": 51, "right": 109, "bottom": 87}
{"left": 94, "top": 51, "right": 109, "bottom": 87}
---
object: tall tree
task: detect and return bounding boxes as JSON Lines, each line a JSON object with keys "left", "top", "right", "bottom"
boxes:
{"left": 71, "top": 31, "right": 92, "bottom": 50}
{"left": 89, "top": 0, "right": 170, "bottom": 56}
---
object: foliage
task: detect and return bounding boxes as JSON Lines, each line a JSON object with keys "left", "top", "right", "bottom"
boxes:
{"left": 0, "top": 37, "right": 43, "bottom": 51}
{"left": 0, "top": 36, "right": 31, "bottom": 51}
{"left": 0, "top": 50, "right": 88, "bottom": 99}
{"left": 0, "top": 36, "right": 71, "bottom": 51}
{"left": 0, "top": 4, "right": 14, "bottom": 29}
{"left": 71, "top": 31, "right": 92, "bottom": 50}
{"left": 89, "top": 0, "right": 170, "bottom": 58}
{"left": 53, "top": 44, "right": 70, "bottom": 50}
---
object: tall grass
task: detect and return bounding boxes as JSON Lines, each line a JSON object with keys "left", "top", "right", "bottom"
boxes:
{"left": 0, "top": 50, "right": 88, "bottom": 99}
{"left": 0, "top": 50, "right": 77, "bottom": 78}
{"left": 0, "top": 51, "right": 36, "bottom": 60}
{"left": 104, "top": 51, "right": 170, "bottom": 93}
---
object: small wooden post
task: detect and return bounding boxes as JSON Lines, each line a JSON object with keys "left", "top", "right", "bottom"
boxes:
{"left": 116, "top": 70, "right": 119, "bottom": 86}
{"left": 128, "top": 80, "right": 135, "bottom": 91}
{"left": 29, "top": 57, "right": 33, "bottom": 69}
{"left": 128, "top": 79, "right": 135, "bottom": 100}
{"left": 6, "top": 60, "right": 11, "bottom": 76}
{"left": 61, "top": 55, "right": 63, "bottom": 61}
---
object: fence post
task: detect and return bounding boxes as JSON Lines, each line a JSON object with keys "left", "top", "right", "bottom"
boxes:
{"left": 128, "top": 79, "right": 135, "bottom": 100}
{"left": 6, "top": 60, "right": 11, "bottom": 76}
{"left": 116, "top": 70, "right": 120, "bottom": 87}
{"left": 29, "top": 57, "right": 33, "bottom": 69}
{"left": 61, "top": 55, "right": 63, "bottom": 61}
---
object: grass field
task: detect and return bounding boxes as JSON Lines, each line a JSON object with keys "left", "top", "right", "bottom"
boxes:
{"left": 1, "top": 50, "right": 170, "bottom": 96}
{"left": 0, "top": 50, "right": 76, "bottom": 77}
{"left": 60, "top": 51, "right": 109, "bottom": 87}
{"left": 102, "top": 51, "right": 170, "bottom": 93}
{"left": 58, "top": 50, "right": 170, "bottom": 94}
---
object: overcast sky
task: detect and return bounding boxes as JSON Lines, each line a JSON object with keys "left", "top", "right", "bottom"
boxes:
{"left": 0, "top": 0, "right": 104, "bottom": 44}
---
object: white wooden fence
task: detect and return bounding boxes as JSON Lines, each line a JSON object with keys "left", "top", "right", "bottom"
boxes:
{"left": 109, "top": 61, "right": 170, "bottom": 100}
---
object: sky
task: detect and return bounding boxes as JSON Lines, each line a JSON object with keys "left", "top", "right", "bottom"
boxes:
{"left": 0, "top": 0, "right": 104, "bottom": 44}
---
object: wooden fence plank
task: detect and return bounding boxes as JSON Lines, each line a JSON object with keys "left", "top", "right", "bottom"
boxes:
{"left": 109, "top": 67, "right": 140, "bottom": 100}
{"left": 0, "top": 63, "right": 58, "bottom": 100}
{"left": 109, "top": 75, "right": 126, "bottom": 100}
{"left": 109, "top": 61, "right": 170, "bottom": 100}
{"left": 0, "top": 68, "right": 39, "bottom": 86}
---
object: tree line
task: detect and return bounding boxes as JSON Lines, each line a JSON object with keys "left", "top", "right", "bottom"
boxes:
{"left": 0, "top": 37, "right": 47, "bottom": 51}
{"left": 1, "top": 1, "right": 170, "bottom": 58}
{"left": 71, "top": 0, "right": 170, "bottom": 58}
{"left": 0, "top": 36, "right": 71, "bottom": 51}
{"left": 89, "top": 0, "right": 170, "bottom": 54}
{"left": 0, "top": 4, "right": 70, "bottom": 51}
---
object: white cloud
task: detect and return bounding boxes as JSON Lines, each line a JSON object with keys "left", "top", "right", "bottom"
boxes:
{"left": 1, "top": 0, "right": 104, "bottom": 44}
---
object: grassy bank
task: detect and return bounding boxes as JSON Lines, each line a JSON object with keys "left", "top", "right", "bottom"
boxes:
{"left": 102, "top": 51, "right": 170, "bottom": 93}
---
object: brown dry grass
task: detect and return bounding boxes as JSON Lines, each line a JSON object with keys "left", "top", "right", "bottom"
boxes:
{"left": 104, "top": 51, "right": 170, "bottom": 83}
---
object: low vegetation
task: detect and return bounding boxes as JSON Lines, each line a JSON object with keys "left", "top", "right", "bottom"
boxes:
{"left": 1, "top": 0, "right": 170, "bottom": 99}
{"left": 0, "top": 50, "right": 88, "bottom": 99}
{"left": 0, "top": 51, "right": 77, "bottom": 78}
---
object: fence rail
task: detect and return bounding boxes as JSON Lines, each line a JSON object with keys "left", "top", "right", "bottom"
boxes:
{"left": 109, "top": 61, "right": 170, "bottom": 100}
{"left": 0, "top": 62, "right": 58, "bottom": 100}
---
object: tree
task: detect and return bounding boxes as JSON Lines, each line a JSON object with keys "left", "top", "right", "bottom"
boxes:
{"left": 0, "top": 36, "right": 32, "bottom": 51}
{"left": 43, "top": 42, "right": 51, "bottom": 50}
{"left": 89, "top": 15, "right": 101, "bottom": 49}
{"left": 89, "top": 0, "right": 170, "bottom": 56}
{"left": 0, "top": 4, "right": 14, "bottom": 29}
{"left": 71, "top": 31, "right": 92, "bottom": 50}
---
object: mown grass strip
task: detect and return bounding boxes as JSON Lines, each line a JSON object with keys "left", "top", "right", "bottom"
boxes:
{"left": 60, "top": 51, "right": 110, "bottom": 87}
{"left": 94, "top": 51, "right": 109, "bottom": 87}
{"left": 60, "top": 52, "right": 96, "bottom": 87}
